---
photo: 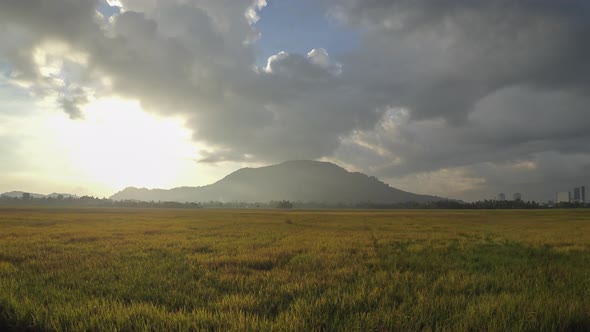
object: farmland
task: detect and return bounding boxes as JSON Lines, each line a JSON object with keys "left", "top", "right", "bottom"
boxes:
{"left": 0, "top": 208, "right": 589, "bottom": 331}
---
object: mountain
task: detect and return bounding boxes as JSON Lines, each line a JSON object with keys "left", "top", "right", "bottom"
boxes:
{"left": 111, "top": 160, "right": 442, "bottom": 204}
{"left": 46, "top": 193, "right": 78, "bottom": 199}
{"left": 1, "top": 191, "right": 46, "bottom": 198}
{"left": 0, "top": 191, "right": 77, "bottom": 199}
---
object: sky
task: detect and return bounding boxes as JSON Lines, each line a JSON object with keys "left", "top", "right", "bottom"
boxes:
{"left": 0, "top": 0, "right": 589, "bottom": 201}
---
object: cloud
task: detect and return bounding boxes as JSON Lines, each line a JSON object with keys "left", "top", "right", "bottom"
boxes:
{"left": 333, "top": 0, "right": 590, "bottom": 121}
{"left": 1, "top": 0, "right": 589, "bottom": 200}
{"left": 323, "top": 0, "right": 590, "bottom": 199}
{"left": 60, "top": 94, "right": 87, "bottom": 119}
{"left": 263, "top": 48, "right": 342, "bottom": 77}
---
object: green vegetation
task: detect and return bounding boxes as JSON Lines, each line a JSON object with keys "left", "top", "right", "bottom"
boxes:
{"left": 5, "top": 193, "right": 590, "bottom": 209}
{"left": 0, "top": 208, "right": 589, "bottom": 331}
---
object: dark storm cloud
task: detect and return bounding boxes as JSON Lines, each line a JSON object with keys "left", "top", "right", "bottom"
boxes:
{"left": 1, "top": 0, "right": 589, "bottom": 199}
{"left": 335, "top": 0, "right": 590, "bottom": 121}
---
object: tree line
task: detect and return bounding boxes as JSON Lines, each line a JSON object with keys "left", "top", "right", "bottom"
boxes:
{"left": 1, "top": 194, "right": 588, "bottom": 209}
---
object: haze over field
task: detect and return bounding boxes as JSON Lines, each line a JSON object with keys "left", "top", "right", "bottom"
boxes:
{"left": 1, "top": 0, "right": 590, "bottom": 201}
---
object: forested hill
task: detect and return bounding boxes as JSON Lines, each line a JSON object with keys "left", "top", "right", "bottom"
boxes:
{"left": 111, "top": 160, "right": 442, "bottom": 204}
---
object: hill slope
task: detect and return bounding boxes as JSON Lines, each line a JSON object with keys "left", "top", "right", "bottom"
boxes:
{"left": 110, "top": 160, "right": 442, "bottom": 203}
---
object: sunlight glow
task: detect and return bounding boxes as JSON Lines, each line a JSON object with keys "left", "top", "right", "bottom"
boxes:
{"left": 50, "top": 98, "right": 198, "bottom": 192}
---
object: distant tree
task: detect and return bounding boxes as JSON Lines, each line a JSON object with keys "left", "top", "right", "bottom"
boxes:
{"left": 22, "top": 193, "right": 31, "bottom": 200}
{"left": 276, "top": 200, "right": 293, "bottom": 209}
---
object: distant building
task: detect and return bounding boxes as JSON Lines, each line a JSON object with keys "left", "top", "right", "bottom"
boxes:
{"left": 497, "top": 193, "right": 506, "bottom": 201}
{"left": 573, "top": 186, "right": 586, "bottom": 203}
{"left": 513, "top": 193, "right": 522, "bottom": 201}
{"left": 555, "top": 192, "right": 570, "bottom": 203}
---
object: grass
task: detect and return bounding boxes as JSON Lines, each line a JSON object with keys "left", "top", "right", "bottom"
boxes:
{"left": 0, "top": 207, "right": 589, "bottom": 331}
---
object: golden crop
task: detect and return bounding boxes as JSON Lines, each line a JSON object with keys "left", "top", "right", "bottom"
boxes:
{"left": 0, "top": 208, "right": 589, "bottom": 331}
